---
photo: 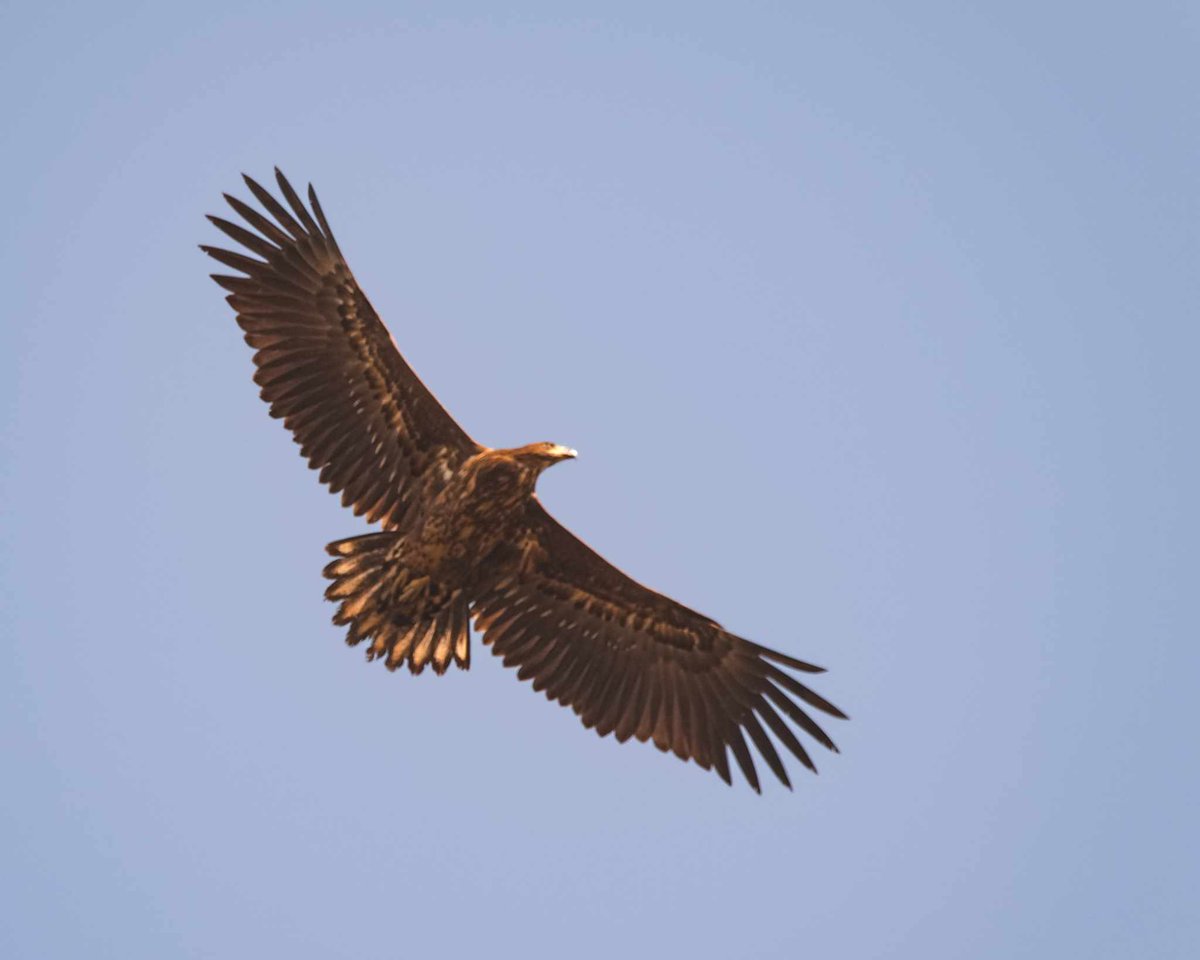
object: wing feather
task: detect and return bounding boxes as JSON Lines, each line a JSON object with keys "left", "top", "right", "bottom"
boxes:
{"left": 472, "top": 501, "right": 845, "bottom": 791}
{"left": 204, "top": 169, "right": 479, "bottom": 528}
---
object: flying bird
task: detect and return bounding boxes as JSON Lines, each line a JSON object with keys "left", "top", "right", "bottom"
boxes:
{"left": 202, "top": 169, "right": 846, "bottom": 791}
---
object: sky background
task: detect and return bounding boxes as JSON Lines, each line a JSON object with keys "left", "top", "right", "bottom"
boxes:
{"left": 2, "top": 2, "right": 1197, "bottom": 957}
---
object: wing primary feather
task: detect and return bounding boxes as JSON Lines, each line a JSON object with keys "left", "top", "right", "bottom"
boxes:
{"left": 224, "top": 192, "right": 291, "bottom": 246}
{"left": 491, "top": 622, "right": 536, "bottom": 660}
{"left": 612, "top": 668, "right": 645, "bottom": 743}
{"left": 500, "top": 630, "right": 545, "bottom": 668}
{"left": 530, "top": 644, "right": 575, "bottom": 694}
{"left": 544, "top": 646, "right": 593, "bottom": 704}
{"left": 210, "top": 273, "right": 258, "bottom": 294}
{"left": 594, "top": 661, "right": 635, "bottom": 738}
{"left": 205, "top": 215, "right": 279, "bottom": 258}
{"left": 751, "top": 642, "right": 826, "bottom": 673}
{"left": 562, "top": 653, "right": 604, "bottom": 717}
{"left": 650, "top": 669, "right": 674, "bottom": 752}
{"left": 691, "top": 675, "right": 733, "bottom": 786}
{"left": 726, "top": 722, "right": 761, "bottom": 793}
{"left": 575, "top": 652, "right": 617, "bottom": 726}
{"left": 762, "top": 682, "right": 839, "bottom": 753}
{"left": 763, "top": 663, "right": 848, "bottom": 719}
{"left": 688, "top": 672, "right": 725, "bottom": 772}
{"left": 200, "top": 245, "right": 269, "bottom": 276}
{"left": 741, "top": 710, "right": 791, "bottom": 789}
{"left": 474, "top": 594, "right": 530, "bottom": 634}
{"left": 242, "top": 173, "right": 307, "bottom": 239}
{"left": 635, "top": 669, "right": 663, "bottom": 744}
{"left": 491, "top": 607, "right": 545, "bottom": 652}
{"left": 274, "top": 168, "right": 322, "bottom": 236}
{"left": 515, "top": 635, "right": 565, "bottom": 683}
{"left": 307, "top": 184, "right": 344, "bottom": 257}
{"left": 680, "top": 678, "right": 711, "bottom": 770}
{"left": 494, "top": 607, "right": 549, "bottom": 652}
{"left": 711, "top": 741, "right": 733, "bottom": 786}
{"left": 665, "top": 668, "right": 690, "bottom": 761}
{"left": 594, "top": 653, "right": 635, "bottom": 731}
{"left": 756, "top": 699, "right": 816, "bottom": 773}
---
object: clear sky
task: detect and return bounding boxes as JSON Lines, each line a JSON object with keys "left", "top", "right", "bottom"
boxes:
{"left": 2, "top": 2, "right": 1196, "bottom": 957}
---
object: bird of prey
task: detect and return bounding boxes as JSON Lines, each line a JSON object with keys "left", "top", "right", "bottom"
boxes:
{"left": 202, "top": 169, "right": 846, "bottom": 791}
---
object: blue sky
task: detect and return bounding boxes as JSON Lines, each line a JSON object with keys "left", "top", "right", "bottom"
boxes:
{"left": 2, "top": 3, "right": 1196, "bottom": 957}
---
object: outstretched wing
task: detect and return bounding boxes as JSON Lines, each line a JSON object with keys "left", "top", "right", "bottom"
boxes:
{"left": 472, "top": 501, "right": 846, "bottom": 791}
{"left": 203, "top": 169, "right": 480, "bottom": 529}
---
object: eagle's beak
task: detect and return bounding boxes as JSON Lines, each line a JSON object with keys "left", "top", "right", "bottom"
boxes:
{"left": 554, "top": 446, "right": 578, "bottom": 461}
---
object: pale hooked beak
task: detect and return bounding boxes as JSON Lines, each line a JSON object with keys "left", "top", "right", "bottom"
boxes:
{"left": 552, "top": 445, "right": 578, "bottom": 460}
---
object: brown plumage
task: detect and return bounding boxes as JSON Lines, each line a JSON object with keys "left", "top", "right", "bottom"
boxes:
{"left": 203, "top": 169, "right": 846, "bottom": 791}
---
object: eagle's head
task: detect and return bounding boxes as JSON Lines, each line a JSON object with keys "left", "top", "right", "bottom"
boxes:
{"left": 511, "top": 442, "right": 578, "bottom": 471}
{"left": 475, "top": 443, "right": 576, "bottom": 501}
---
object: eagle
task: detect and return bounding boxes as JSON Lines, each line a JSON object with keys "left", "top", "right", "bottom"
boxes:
{"left": 202, "top": 169, "right": 846, "bottom": 791}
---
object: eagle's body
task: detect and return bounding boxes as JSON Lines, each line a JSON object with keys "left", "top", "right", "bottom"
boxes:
{"left": 390, "top": 445, "right": 565, "bottom": 596}
{"left": 204, "top": 170, "right": 846, "bottom": 791}
{"left": 324, "top": 444, "right": 577, "bottom": 674}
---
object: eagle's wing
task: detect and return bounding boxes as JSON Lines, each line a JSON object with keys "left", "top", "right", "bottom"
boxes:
{"left": 203, "top": 169, "right": 480, "bottom": 529}
{"left": 472, "top": 500, "right": 846, "bottom": 791}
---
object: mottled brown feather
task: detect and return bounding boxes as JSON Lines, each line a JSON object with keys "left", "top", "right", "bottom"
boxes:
{"left": 208, "top": 170, "right": 845, "bottom": 792}
{"left": 203, "top": 168, "right": 479, "bottom": 529}
{"left": 472, "top": 500, "right": 842, "bottom": 791}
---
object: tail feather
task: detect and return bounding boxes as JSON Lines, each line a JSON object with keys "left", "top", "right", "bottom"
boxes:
{"left": 323, "top": 533, "right": 470, "bottom": 674}
{"left": 430, "top": 601, "right": 470, "bottom": 673}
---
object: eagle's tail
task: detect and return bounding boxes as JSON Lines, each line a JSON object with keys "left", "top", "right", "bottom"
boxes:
{"left": 323, "top": 533, "right": 471, "bottom": 674}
